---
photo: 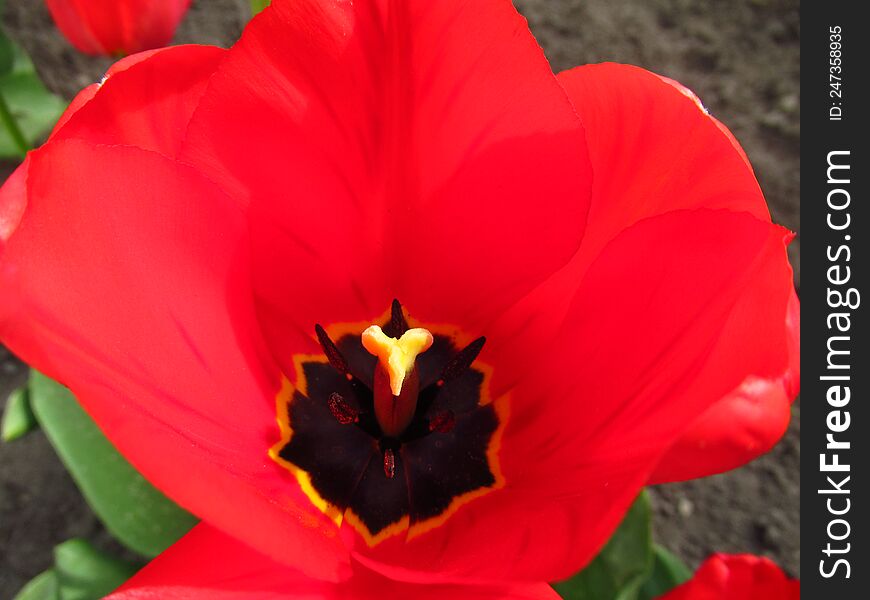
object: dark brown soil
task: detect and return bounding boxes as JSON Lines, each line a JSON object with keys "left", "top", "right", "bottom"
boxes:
{"left": 1, "top": 0, "right": 799, "bottom": 596}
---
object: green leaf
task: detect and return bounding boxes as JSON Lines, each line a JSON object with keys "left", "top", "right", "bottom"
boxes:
{"left": 54, "top": 539, "right": 139, "bottom": 600}
{"left": 553, "top": 492, "right": 653, "bottom": 600}
{"left": 250, "top": 0, "right": 271, "bottom": 16}
{"left": 29, "top": 372, "right": 198, "bottom": 557}
{"left": 12, "top": 540, "right": 143, "bottom": 600}
{"left": 0, "top": 43, "right": 67, "bottom": 158}
{"left": 637, "top": 546, "right": 693, "bottom": 600}
{"left": 0, "top": 27, "right": 15, "bottom": 76}
{"left": 12, "top": 570, "right": 59, "bottom": 600}
{"left": 2, "top": 385, "right": 38, "bottom": 441}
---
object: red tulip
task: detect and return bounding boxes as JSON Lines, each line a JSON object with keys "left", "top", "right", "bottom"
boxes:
{"left": 45, "top": 0, "right": 192, "bottom": 56}
{"left": 657, "top": 554, "right": 800, "bottom": 599}
{"left": 0, "top": 0, "right": 798, "bottom": 593}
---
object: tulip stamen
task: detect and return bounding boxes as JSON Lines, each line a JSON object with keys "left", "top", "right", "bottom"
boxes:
{"left": 315, "top": 323, "right": 351, "bottom": 379}
{"left": 383, "top": 448, "right": 396, "bottom": 479}
{"left": 327, "top": 392, "right": 359, "bottom": 424}
{"left": 389, "top": 298, "right": 409, "bottom": 336}
{"left": 439, "top": 336, "right": 486, "bottom": 384}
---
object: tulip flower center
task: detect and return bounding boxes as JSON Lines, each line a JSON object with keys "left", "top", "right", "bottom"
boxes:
{"left": 269, "top": 300, "right": 506, "bottom": 545}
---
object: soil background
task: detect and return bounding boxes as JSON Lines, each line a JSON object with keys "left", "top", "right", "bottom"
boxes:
{"left": 1, "top": 0, "right": 799, "bottom": 597}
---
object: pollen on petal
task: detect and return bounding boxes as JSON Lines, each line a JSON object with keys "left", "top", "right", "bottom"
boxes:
{"left": 361, "top": 325, "right": 433, "bottom": 396}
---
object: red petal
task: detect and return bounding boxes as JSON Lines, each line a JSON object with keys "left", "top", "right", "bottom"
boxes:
{"left": 46, "top": 0, "right": 192, "bottom": 56}
{"left": 547, "top": 211, "right": 791, "bottom": 452}
{"left": 543, "top": 63, "right": 800, "bottom": 483}
{"left": 108, "top": 523, "right": 559, "bottom": 600}
{"left": 559, "top": 63, "right": 771, "bottom": 238}
{"left": 181, "top": 0, "right": 592, "bottom": 374}
{"left": 650, "top": 291, "right": 800, "bottom": 483}
{"left": 486, "top": 63, "right": 785, "bottom": 394}
{"left": 349, "top": 466, "right": 647, "bottom": 585}
{"left": 0, "top": 140, "right": 348, "bottom": 580}
{"left": 6, "top": 44, "right": 219, "bottom": 254}
{"left": 513, "top": 210, "right": 792, "bottom": 571}
{"left": 52, "top": 45, "right": 226, "bottom": 159}
{"left": 49, "top": 46, "right": 197, "bottom": 140}
{"left": 357, "top": 210, "right": 793, "bottom": 583}
{"left": 658, "top": 554, "right": 799, "bottom": 599}
{"left": 49, "top": 84, "right": 99, "bottom": 136}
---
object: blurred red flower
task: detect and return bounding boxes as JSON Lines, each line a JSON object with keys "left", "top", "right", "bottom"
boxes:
{"left": 45, "top": 0, "right": 191, "bottom": 56}
{"left": 658, "top": 554, "right": 800, "bottom": 600}
{"left": 0, "top": 0, "right": 798, "bottom": 594}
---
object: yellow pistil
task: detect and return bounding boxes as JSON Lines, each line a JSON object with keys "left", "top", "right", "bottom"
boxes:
{"left": 361, "top": 325, "right": 433, "bottom": 396}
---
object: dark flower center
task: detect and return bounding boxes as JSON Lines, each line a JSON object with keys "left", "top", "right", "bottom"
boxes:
{"left": 270, "top": 300, "right": 505, "bottom": 544}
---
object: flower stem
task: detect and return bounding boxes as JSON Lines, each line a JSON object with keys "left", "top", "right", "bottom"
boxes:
{"left": 0, "top": 89, "right": 29, "bottom": 158}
